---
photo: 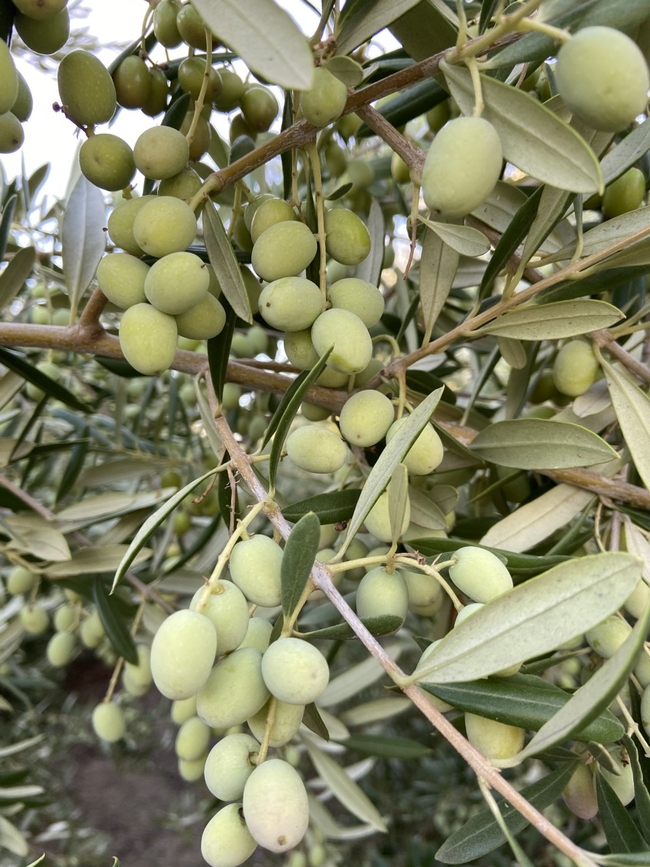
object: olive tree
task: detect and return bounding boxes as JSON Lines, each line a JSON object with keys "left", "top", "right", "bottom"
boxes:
{"left": 2, "top": 0, "right": 650, "bottom": 865}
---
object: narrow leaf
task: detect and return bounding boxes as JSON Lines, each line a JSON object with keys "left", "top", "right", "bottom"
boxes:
{"left": 301, "top": 615, "right": 403, "bottom": 641}
{"left": 336, "top": 734, "right": 432, "bottom": 759}
{"left": 412, "top": 553, "right": 640, "bottom": 684}
{"left": 303, "top": 736, "right": 387, "bottom": 832}
{"left": 191, "top": 0, "right": 313, "bottom": 90}
{"left": 419, "top": 674, "right": 623, "bottom": 745}
{"left": 0, "top": 347, "right": 90, "bottom": 413}
{"left": 388, "top": 463, "right": 409, "bottom": 546}
{"left": 355, "top": 200, "right": 384, "bottom": 287}
{"left": 0, "top": 246, "right": 35, "bottom": 312}
{"left": 419, "top": 217, "right": 491, "bottom": 257}
{"left": 337, "top": 0, "right": 421, "bottom": 55}
{"left": 441, "top": 59, "right": 602, "bottom": 194}
{"left": 623, "top": 735, "right": 650, "bottom": 844}
{"left": 207, "top": 299, "right": 237, "bottom": 404}
{"left": 469, "top": 419, "right": 617, "bottom": 469}
{"left": 601, "top": 357, "right": 650, "bottom": 493}
{"left": 0, "top": 194, "right": 17, "bottom": 261}
{"left": 338, "top": 388, "right": 443, "bottom": 558}
{"left": 282, "top": 489, "right": 361, "bottom": 524}
{"left": 281, "top": 512, "right": 320, "bottom": 618}
{"left": 202, "top": 200, "right": 252, "bottom": 323}
{"left": 420, "top": 227, "right": 459, "bottom": 345}
{"left": 61, "top": 173, "right": 105, "bottom": 320}
{"left": 55, "top": 431, "right": 89, "bottom": 503}
{"left": 92, "top": 578, "right": 138, "bottom": 665}
{"left": 44, "top": 545, "right": 152, "bottom": 577}
{"left": 596, "top": 772, "right": 648, "bottom": 853}
{"left": 112, "top": 467, "right": 221, "bottom": 591}
{"left": 597, "top": 856, "right": 650, "bottom": 867}
{"left": 435, "top": 762, "right": 577, "bottom": 864}
{"left": 477, "top": 300, "right": 623, "bottom": 340}
{"left": 517, "top": 601, "right": 650, "bottom": 761}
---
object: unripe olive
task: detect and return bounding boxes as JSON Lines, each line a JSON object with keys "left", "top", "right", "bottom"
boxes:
{"left": 328, "top": 277, "right": 384, "bottom": 328}
{"left": 222, "top": 382, "right": 242, "bottom": 412}
{"left": 426, "top": 100, "right": 450, "bottom": 132}
{"left": 258, "top": 277, "right": 322, "bottom": 331}
{"left": 448, "top": 546, "right": 513, "bottom": 603}
{"left": 178, "top": 755, "right": 207, "bottom": 782}
{"left": 133, "top": 126, "right": 189, "bottom": 180}
{"left": 145, "top": 251, "right": 209, "bottom": 315}
{"left": 248, "top": 699, "right": 304, "bottom": 747}
{"left": 215, "top": 70, "right": 245, "bottom": 111}
{"left": 123, "top": 644, "right": 152, "bottom": 693}
{"left": 552, "top": 340, "right": 600, "bottom": 398}
{"left": 150, "top": 608, "right": 217, "bottom": 700}
{"left": 7, "top": 565, "right": 37, "bottom": 595}
{"left": 356, "top": 566, "right": 409, "bottom": 625}
{"left": 201, "top": 803, "right": 258, "bottom": 867}
{"left": 422, "top": 117, "right": 502, "bottom": 218}
{"left": 153, "top": 0, "right": 182, "bottom": 48}
{"left": 159, "top": 167, "right": 203, "bottom": 206}
{"left": 339, "top": 391, "right": 393, "bottom": 448}
{"left": 20, "top": 604, "right": 49, "bottom": 634}
{"left": 92, "top": 702, "right": 126, "bottom": 743}
{"left": 175, "top": 714, "right": 211, "bottom": 761}
{"left": 0, "top": 40, "right": 18, "bottom": 116}
{"left": 57, "top": 50, "right": 116, "bottom": 125}
{"left": 113, "top": 55, "right": 150, "bottom": 110}
{"left": 301, "top": 401, "right": 330, "bottom": 422}
{"left": 635, "top": 650, "right": 650, "bottom": 688}
{"left": 229, "top": 535, "right": 283, "bottom": 607}
{"left": 97, "top": 252, "right": 148, "bottom": 310}
{"left": 0, "top": 112, "right": 24, "bottom": 154}
{"left": 324, "top": 208, "right": 371, "bottom": 266}
{"left": 15, "top": 7, "right": 69, "bottom": 54}
{"left": 364, "top": 488, "right": 411, "bottom": 543}
{"left": 599, "top": 747, "right": 635, "bottom": 806}
{"left": 300, "top": 66, "right": 348, "bottom": 128}
{"left": 179, "top": 111, "right": 211, "bottom": 161}
{"left": 240, "top": 85, "right": 278, "bottom": 132}
{"left": 175, "top": 293, "right": 226, "bottom": 341}
{"left": 10, "top": 70, "right": 31, "bottom": 125}
{"left": 176, "top": 2, "right": 210, "bottom": 50}
{"left": 555, "top": 27, "right": 650, "bottom": 132}
{"left": 286, "top": 424, "right": 349, "bottom": 474}
{"left": 261, "top": 637, "right": 329, "bottom": 705}
{"left": 354, "top": 357, "right": 384, "bottom": 388}
{"left": 250, "top": 198, "right": 297, "bottom": 245}
{"left": 562, "top": 763, "right": 598, "bottom": 819}
{"left": 641, "top": 683, "right": 650, "bottom": 738}
{"left": 46, "top": 631, "right": 76, "bottom": 667}
{"left": 251, "top": 222, "right": 317, "bottom": 282}
{"left": 324, "top": 140, "right": 347, "bottom": 177}
{"left": 238, "top": 616, "right": 273, "bottom": 653}
{"left": 624, "top": 578, "right": 650, "bottom": 620}
{"left": 585, "top": 615, "right": 632, "bottom": 659}
{"left": 465, "top": 712, "right": 524, "bottom": 760}
{"left": 230, "top": 113, "right": 256, "bottom": 144}
{"left": 403, "top": 568, "right": 444, "bottom": 614}
{"left": 132, "top": 196, "right": 197, "bottom": 258}
{"left": 385, "top": 417, "right": 444, "bottom": 476}
{"left": 79, "top": 133, "right": 135, "bottom": 191}
{"left": 204, "top": 733, "right": 260, "bottom": 800}
{"left": 141, "top": 66, "right": 169, "bottom": 117}
{"left": 243, "top": 759, "right": 309, "bottom": 852}
{"left": 284, "top": 328, "right": 319, "bottom": 370}
{"left": 13, "top": 0, "right": 67, "bottom": 19}
{"left": 197, "top": 647, "right": 270, "bottom": 729}
{"left": 171, "top": 695, "right": 198, "bottom": 725}
{"left": 311, "top": 308, "right": 372, "bottom": 375}
{"left": 79, "top": 609, "right": 104, "bottom": 648}
{"left": 53, "top": 604, "right": 76, "bottom": 633}
{"left": 178, "top": 56, "right": 222, "bottom": 102}
{"left": 190, "top": 580, "right": 249, "bottom": 655}
{"left": 602, "top": 167, "right": 646, "bottom": 218}
{"left": 119, "top": 303, "right": 178, "bottom": 375}
{"left": 336, "top": 112, "right": 362, "bottom": 139}
{"left": 107, "top": 194, "right": 156, "bottom": 255}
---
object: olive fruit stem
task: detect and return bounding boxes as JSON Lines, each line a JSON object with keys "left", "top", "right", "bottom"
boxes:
{"left": 185, "top": 31, "right": 212, "bottom": 148}
{"left": 456, "top": 0, "right": 544, "bottom": 62}
{"left": 305, "top": 143, "right": 328, "bottom": 302}
{"left": 212, "top": 396, "right": 602, "bottom": 867}
{"left": 512, "top": 18, "right": 571, "bottom": 43}
{"left": 256, "top": 696, "right": 277, "bottom": 764}
{"left": 105, "top": 599, "right": 145, "bottom": 702}
{"left": 466, "top": 56, "right": 485, "bottom": 117}
{"left": 198, "top": 498, "right": 268, "bottom": 608}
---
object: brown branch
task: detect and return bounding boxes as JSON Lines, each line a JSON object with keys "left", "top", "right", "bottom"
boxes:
{"left": 78, "top": 286, "right": 108, "bottom": 330}
{"left": 592, "top": 329, "right": 650, "bottom": 387}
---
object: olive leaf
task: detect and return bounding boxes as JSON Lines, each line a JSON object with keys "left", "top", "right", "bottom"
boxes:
{"left": 281, "top": 511, "right": 320, "bottom": 619}
{"left": 596, "top": 772, "right": 648, "bottom": 854}
{"left": 282, "top": 489, "right": 361, "bottom": 525}
{"left": 412, "top": 553, "right": 640, "bottom": 684}
{"left": 61, "top": 173, "right": 105, "bottom": 321}
{"left": 476, "top": 299, "right": 623, "bottom": 340}
{"left": 0, "top": 246, "right": 34, "bottom": 313}
{"left": 440, "top": 59, "right": 602, "bottom": 194}
{"left": 419, "top": 228, "right": 459, "bottom": 345}
{"left": 600, "top": 356, "right": 650, "bottom": 492}
{"left": 337, "top": 0, "right": 421, "bottom": 55}
{"left": 190, "top": 0, "right": 313, "bottom": 89}
{"left": 469, "top": 418, "right": 617, "bottom": 469}
{"left": 202, "top": 200, "right": 252, "bottom": 323}
{"left": 418, "top": 216, "right": 491, "bottom": 257}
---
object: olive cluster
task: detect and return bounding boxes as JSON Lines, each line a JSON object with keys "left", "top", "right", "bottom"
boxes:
{"left": 145, "top": 534, "right": 331, "bottom": 867}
